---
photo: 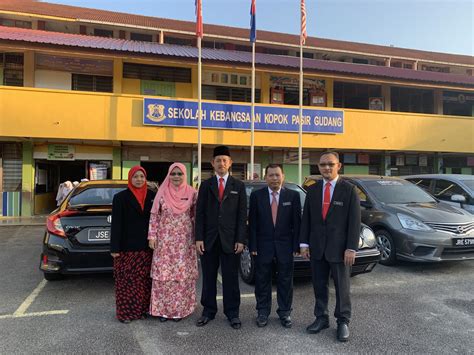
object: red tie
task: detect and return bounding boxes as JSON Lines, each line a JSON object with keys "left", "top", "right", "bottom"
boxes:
{"left": 271, "top": 191, "right": 278, "bottom": 226}
{"left": 218, "top": 177, "right": 225, "bottom": 202}
{"left": 322, "top": 182, "right": 331, "bottom": 220}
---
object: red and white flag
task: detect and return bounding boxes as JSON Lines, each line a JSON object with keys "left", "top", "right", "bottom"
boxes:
{"left": 195, "top": 0, "right": 203, "bottom": 38}
{"left": 300, "top": 0, "right": 307, "bottom": 45}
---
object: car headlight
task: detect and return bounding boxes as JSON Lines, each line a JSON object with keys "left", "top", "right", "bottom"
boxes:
{"left": 397, "top": 213, "right": 433, "bottom": 231}
{"left": 360, "top": 226, "right": 376, "bottom": 248}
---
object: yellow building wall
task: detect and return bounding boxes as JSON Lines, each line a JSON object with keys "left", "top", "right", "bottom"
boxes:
{"left": 1, "top": 86, "right": 473, "bottom": 154}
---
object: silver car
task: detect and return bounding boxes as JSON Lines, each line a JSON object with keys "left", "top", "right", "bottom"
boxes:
{"left": 403, "top": 174, "right": 474, "bottom": 214}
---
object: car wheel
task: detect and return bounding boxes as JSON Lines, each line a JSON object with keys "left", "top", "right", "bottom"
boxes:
{"left": 43, "top": 273, "right": 63, "bottom": 281}
{"left": 375, "top": 230, "right": 397, "bottom": 266}
{"left": 239, "top": 246, "right": 255, "bottom": 284}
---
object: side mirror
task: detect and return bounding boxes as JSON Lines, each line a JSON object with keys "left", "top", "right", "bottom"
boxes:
{"left": 360, "top": 200, "right": 373, "bottom": 209}
{"left": 451, "top": 194, "right": 466, "bottom": 203}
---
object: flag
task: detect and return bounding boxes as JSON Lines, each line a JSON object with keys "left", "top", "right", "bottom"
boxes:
{"left": 300, "top": 0, "right": 307, "bottom": 45}
{"left": 195, "top": 0, "right": 203, "bottom": 38}
{"left": 250, "top": 0, "right": 256, "bottom": 43}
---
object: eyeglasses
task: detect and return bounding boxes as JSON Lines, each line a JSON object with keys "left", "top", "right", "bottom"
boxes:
{"left": 170, "top": 172, "right": 184, "bottom": 176}
{"left": 318, "top": 163, "right": 337, "bottom": 168}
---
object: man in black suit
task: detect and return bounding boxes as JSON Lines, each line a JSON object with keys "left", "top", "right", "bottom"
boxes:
{"left": 249, "top": 164, "right": 301, "bottom": 328}
{"left": 195, "top": 145, "right": 247, "bottom": 329}
{"left": 300, "top": 151, "right": 360, "bottom": 342}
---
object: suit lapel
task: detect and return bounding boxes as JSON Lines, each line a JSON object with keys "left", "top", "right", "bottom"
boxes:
{"left": 210, "top": 176, "right": 220, "bottom": 202}
{"left": 274, "top": 187, "right": 286, "bottom": 228}
{"left": 221, "top": 175, "right": 234, "bottom": 203}
{"left": 314, "top": 180, "right": 323, "bottom": 222}
{"left": 127, "top": 189, "right": 143, "bottom": 214}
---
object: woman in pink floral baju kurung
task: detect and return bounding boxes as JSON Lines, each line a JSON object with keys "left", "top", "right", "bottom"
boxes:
{"left": 148, "top": 163, "right": 198, "bottom": 321}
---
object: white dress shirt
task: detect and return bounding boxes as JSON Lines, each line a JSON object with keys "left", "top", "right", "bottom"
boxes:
{"left": 216, "top": 173, "right": 229, "bottom": 187}
{"left": 268, "top": 187, "right": 282, "bottom": 205}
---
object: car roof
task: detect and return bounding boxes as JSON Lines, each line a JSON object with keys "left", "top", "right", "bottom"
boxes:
{"left": 402, "top": 174, "right": 474, "bottom": 181}
{"left": 305, "top": 175, "right": 405, "bottom": 182}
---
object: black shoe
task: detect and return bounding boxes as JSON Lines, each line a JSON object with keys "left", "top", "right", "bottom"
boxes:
{"left": 337, "top": 323, "right": 350, "bottom": 342}
{"left": 172, "top": 318, "right": 182, "bottom": 322}
{"left": 119, "top": 319, "right": 131, "bottom": 324}
{"left": 229, "top": 317, "right": 242, "bottom": 329}
{"left": 306, "top": 318, "right": 329, "bottom": 334}
{"left": 158, "top": 316, "right": 168, "bottom": 322}
{"left": 256, "top": 315, "right": 268, "bottom": 328}
{"left": 280, "top": 315, "right": 292, "bottom": 328}
{"left": 196, "top": 315, "right": 213, "bottom": 327}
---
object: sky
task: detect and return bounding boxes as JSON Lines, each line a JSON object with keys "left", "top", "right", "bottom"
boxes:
{"left": 43, "top": 0, "right": 473, "bottom": 56}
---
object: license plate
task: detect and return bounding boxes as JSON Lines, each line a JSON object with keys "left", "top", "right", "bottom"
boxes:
{"left": 88, "top": 229, "right": 110, "bottom": 242}
{"left": 452, "top": 238, "right": 474, "bottom": 246}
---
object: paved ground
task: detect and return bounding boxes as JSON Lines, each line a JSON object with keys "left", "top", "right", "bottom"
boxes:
{"left": 0, "top": 225, "right": 473, "bottom": 354}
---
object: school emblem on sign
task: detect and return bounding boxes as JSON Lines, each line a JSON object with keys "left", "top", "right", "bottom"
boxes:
{"left": 146, "top": 104, "right": 166, "bottom": 122}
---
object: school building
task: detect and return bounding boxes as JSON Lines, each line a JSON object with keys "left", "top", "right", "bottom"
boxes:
{"left": 0, "top": 0, "right": 473, "bottom": 216}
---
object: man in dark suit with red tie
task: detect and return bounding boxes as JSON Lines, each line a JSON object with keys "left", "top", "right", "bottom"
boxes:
{"left": 300, "top": 151, "right": 360, "bottom": 342}
{"left": 195, "top": 145, "right": 247, "bottom": 329}
{"left": 248, "top": 164, "right": 301, "bottom": 328}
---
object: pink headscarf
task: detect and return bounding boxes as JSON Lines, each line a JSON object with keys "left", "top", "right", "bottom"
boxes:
{"left": 152, "top": 163, "right": 196, "bottom": 215}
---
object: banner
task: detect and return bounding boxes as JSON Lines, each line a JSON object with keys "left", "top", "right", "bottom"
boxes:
{"left": 144, "top": 98, "right": 344, "bottom": 134}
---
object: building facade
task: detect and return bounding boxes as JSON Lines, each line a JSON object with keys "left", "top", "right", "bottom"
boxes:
{"left": 0, "top": 0, "right": 473, "bottom": 216}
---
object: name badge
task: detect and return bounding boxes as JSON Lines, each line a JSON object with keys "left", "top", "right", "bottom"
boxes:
{"left": 333, "top": 201, "right": 344, "bottom": 206}
{"left": 230, "top": 191, "right": 239, "bottom": 194}
{"left": 282, "top": 202, "right": 292, "bottom": 206}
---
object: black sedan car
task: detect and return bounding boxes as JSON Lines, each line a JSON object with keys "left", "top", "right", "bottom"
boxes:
{"left": 40, "top": 180, "right": 128, "bottom": 280}
{"left": 304, "top": 175, "right": 474, "bottom": 266}
{"left": 239, "top": 181, "right": 380, "bottom": 284}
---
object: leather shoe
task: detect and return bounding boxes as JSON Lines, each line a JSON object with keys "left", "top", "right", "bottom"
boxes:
{"left": 158, "top": 316, "right": 168, "bottom": 322}
{"left": 256, "top": 315, "right": 268, "bottom": 327}
{"left": 337, "top": 323, "right": 350, "bottom": 342}
{"left": 280, "top": 316, "right": 292, "bottom": 328}
{"left": 196, "top": 315, "right": 213, "bottom": 327}
{"left": 306, "top": 318, "right": 329, "bottom": 334}
{"left": 229, "top": 317, "right": 242, "bottom": 329}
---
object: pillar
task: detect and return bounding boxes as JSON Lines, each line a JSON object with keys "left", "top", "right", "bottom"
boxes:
{"left": 21, "top": 142, "right": 34, "bottom": 216}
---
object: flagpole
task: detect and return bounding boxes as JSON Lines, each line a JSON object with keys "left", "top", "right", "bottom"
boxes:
{"left": 198, "top": 36, "right": 202, "bottom": 186}
{"left": 250, "top": 40, "right": 255, "bottom": 180}
{"left": 298, "top": 41, "right": 303, "bottom": 186}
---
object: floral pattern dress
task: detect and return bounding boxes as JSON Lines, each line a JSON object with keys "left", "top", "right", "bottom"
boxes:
{"left": 148, "top": 194, "right": 198, "bottom": 319}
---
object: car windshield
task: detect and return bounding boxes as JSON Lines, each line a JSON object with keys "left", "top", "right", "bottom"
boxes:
{"left": 460, "top": 180, "right": 474, "bottom": 193}
{"left": 68, "top": 187, "right": 126, "bottom": 206}
{"left": 245, "top": 183, "right": 306, "bottom": 208}
{"left": 364, "top": 180, "right": 436, "bottom": 204}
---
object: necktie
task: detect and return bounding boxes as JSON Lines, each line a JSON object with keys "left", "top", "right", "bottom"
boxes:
{"left": 271, "top": 191, "right": 278, "bottom": 226}
{"left": 218, "top": 177, "right": 225, "bottom": 202}
{"left": 322, "top": 182, "right": 331, "bottom": 220}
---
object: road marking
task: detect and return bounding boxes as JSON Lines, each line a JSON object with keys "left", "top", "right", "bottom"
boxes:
{"left": 13, "top": 280, "right": 47, "bottom": 316}
{"left": 0, "top": 280, "right": 69, "bottom": 320}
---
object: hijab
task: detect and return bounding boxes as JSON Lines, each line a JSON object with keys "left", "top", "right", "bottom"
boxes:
{"left": 152, "top": 163, "right": 195, "bottom": 215}
{"left": 128, "top": 166, "right": 148, "bottom": 211}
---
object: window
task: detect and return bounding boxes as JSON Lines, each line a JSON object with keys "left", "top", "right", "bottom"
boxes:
{"left": 0, "top": 18, "right": 32, "bottom": 28}
{"left": 1, "top": 143, "right": 22, "bottom": 192}
{"left": 408, "top": 178, "right": 432, "bottom": 193}
{"left": 130, "top": 32, "right": 153, "bottom": 42}
{"left": 433, "top": 180, "right": 467, "bottom": 201}
{"left": 164, "top": 36, "right": 194, "bottom": 46}
{"left": 334, "top": 82, "right": 382, "bottom": 109}
{"left": 353, "top": 58, "right": 369, "bottom": 64}
{"left": 72, "top": 74, "right": 113, "bottom": 93}
{"left": 123, "top": 63, "right": 191, "bottom": 83}
{"left": 1, "top": 53, "right": 24, "bottom": 86}
{"left": 203, "top": 85, "right": 261, "bottom": 103}
{"left": 391, "top": 86, "right": 434, "bottom": 114}
{"left": 94, "top": 28, "right": 114, "bottom": 38}
{"left": 355, "top": 186, "right": 368, "bottom": 202}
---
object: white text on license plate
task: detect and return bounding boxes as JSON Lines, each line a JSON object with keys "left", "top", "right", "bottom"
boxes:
{"left": 88, "top": 229, "right": 110, "bottom": 242}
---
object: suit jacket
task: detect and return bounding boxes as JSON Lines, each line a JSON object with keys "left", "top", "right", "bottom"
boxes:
{"left": 110, "top": 189, "right": 156, "bottom": 253}
{"left": 300, "top": 178, "right": 360, "bottom": 263}
{"left": 249, "top": 186, "right": 301, "bottom": 263}
{"left": 195, "top": 175, "right": 247, "bottom": 254}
